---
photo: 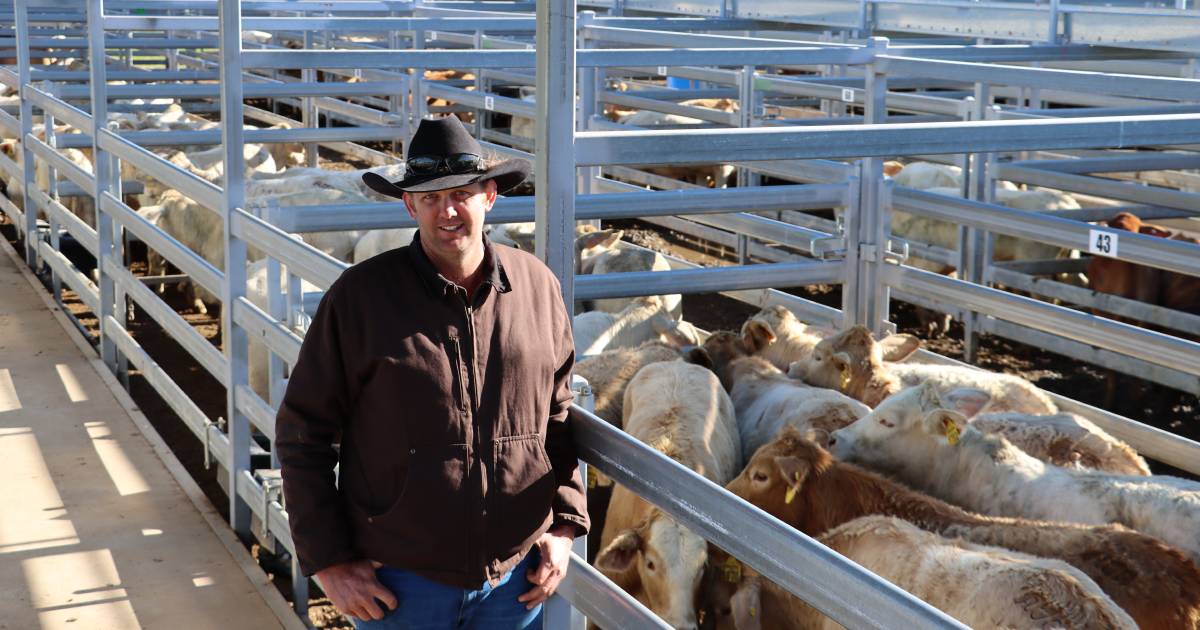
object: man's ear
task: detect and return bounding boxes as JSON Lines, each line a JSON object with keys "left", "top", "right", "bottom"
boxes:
{"left": 402, "top": 192, "right": 418, "bottom": 219}
{"left": 483, "top": 178, "right": 498, "bottom": 208}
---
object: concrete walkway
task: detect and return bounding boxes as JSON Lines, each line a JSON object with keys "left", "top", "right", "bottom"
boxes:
{"left": 0, "top": 245, "right": 286, "bottom": 630}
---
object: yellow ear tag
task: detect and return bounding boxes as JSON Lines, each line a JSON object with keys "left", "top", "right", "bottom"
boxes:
{"left": 722, "top": 556, "right": 742, "bottom": 583}
{"left": 945, "top": 420, "right": 960, "bottom": 446}
{"left": 784, "top": 471, "right": 802, "bottom": 504}
{"left": 586, "top": 466, "right": 598, "bottom": 489}
{"left": 839, "top": 366, "right": 852, "bottom": 390}
{"left": 750, "top": 607, "right": 757, "bottom": 618}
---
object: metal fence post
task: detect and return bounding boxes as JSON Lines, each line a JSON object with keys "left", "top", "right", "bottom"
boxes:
{"left": 15, "top": 0, "right": 36, "bottom": 266}
{"left": 85, "top": 0, "right": 121, "bottom": 372}
{"left": 218, "top": 0, "right": 253, "bottom": 536}
{"left": 534, "top": 0, "right": 577, "bottom": 307}
{"left": 851, "top": 37, "right": 890, "bottom": 335}
{"left": 962, "top": 81, "right": 992, "bottom": 364}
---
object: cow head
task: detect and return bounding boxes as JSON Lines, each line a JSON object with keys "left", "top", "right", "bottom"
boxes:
{"left": 788, "top": 326, "right": 918, "bottom": 406}
{"left": 726, "top": 425, "right": 833, "bottom": 528}
{"left": 596, "top": 512, "right": 707, "bottom": 630}
{"left": 827, "top": 381, "right": 990, "bottom": 468}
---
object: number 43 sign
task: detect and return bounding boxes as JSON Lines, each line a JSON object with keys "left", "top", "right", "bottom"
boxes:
{"left": 1088, "top": 229, "right": 1120, "bottom": 258}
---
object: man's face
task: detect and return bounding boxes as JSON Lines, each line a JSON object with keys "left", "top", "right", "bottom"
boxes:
{"left": 403, "top": 179, "right": 497, "bottom": 261}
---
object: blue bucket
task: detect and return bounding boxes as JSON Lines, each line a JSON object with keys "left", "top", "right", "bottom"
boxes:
{"left": 666, "top": 76, "right": 701, "bottom": 90}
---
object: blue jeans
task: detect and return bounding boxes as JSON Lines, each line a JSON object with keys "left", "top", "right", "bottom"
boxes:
{"left": 353, "top": 550, "right": 543, "bottom": 630}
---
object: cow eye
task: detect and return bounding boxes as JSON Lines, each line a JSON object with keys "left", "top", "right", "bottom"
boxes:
{"left": 645, "top": 559, "right": 656, "bottom": 571}
{"left": 878, "top": 418, "right": 895, "bottom": 428}
{"left": 752, "top": 470, "right": 769, "bottom": 483}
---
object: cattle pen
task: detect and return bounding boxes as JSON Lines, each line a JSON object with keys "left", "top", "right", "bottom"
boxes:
{"left": 1, "top": 0, "right": 1199, "bottom": 627}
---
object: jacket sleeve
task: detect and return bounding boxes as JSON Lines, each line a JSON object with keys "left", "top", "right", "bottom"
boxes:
{"left": 544, "top": 280, "right": 590, "bottom": 537}
{"left": 275, "top": 287, "right": 358, "bottom": 576}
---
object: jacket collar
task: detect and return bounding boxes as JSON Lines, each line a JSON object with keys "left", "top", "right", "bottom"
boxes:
{"left": 409, "top": 231, "right": 511, "bottom": 298}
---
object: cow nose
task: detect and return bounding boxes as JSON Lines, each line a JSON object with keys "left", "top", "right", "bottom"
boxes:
{"left": 827, "top": 435, "right": 838, "bottom": 447}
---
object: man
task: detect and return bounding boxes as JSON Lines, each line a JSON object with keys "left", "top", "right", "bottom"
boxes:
{"left": 275, "top": 117, "right": 588, "bottom": 629}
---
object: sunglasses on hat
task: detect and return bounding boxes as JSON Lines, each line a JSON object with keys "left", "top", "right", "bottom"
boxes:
{"left": 405, "top": 153, "right": 483, "bottom": 176}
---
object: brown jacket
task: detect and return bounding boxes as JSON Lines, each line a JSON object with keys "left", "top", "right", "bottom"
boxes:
{"left": 275, "top": 234, "right": 588, "bottom": 588}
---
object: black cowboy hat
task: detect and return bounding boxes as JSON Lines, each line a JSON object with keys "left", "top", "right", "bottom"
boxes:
{"left": 362, "top": 116, "right": 531, "bottom": 196}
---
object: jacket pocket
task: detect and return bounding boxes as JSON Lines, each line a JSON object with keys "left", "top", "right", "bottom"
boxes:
{"left": 362, "top": 443, "right": 469, "bottom": 571}
{"left": 491, "top": 434, "right": 557, "bottom": 557}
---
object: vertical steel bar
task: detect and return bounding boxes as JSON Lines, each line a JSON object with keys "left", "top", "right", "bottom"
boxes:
{"left": 219, "top": 0, "right": 253, "bottom": 536}
{"left": 962, "top": 81, "right": 991, "bottom": 364}
{"left": 45, "top": 92, "right": 62, "bottom": 303}
{"left": 859, "top": 37, "right": 889, "bottom": 335}
{"left": 302, "top": 28, "right": 318, "bottom": 167}
{"left": 534, "top": 0, "right": 577, "bottom": 306}
{"left": 86, "top": 0, "right": 120, "bottom": 371}
{"left": 16, "top": 0, "right": 36, "bottom": 264}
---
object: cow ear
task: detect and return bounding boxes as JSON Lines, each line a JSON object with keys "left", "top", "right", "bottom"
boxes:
{"left": 774, "top": 456, "right": 810, "bottom": 501}
{"left": 939, "top": 387, "right": 990, "bottom": 419}
{"left": 730, "top": 578, "right": 763, "bottom": 630}
{"left": 684, "top": 346, "right": 714, "bottom": 370}
{"left": 879, "top": 334, "right": 920, "bottom": 362}
{"left": 923, "top": 409, "right": 967, "bottom": 445}
{"left": 830, "top": 352, "right": 853, "bottom": 390}
{"left": 595, "top": 529, "right": 641, "bottom": 573}
{"left": 741, "top": 319, "right": 776, "bottom": 353}
{"left": 577, "top": 229, "right": 621, "bottom": 252}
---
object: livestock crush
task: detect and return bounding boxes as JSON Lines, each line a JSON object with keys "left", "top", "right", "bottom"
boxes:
{"left": 2, "top": 0, "right": 1199, "bottom": 627}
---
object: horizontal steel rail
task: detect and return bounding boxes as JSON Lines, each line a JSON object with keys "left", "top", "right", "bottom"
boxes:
{"left": 234, "top": 382, "right": 278, "bottom": 442}
{"left": 572, "top": 407, "right": 966, "bottom": 629}
{"left": 979, "top": 316, "right": 1200, "bottom": 397}
{"left": 997, "top": 164, "right": 1200, "bottom": 212}
{"left": 234, "top": 470, "right": 296, "bottom": 553}
{"left": 97, "top": 128, "right": 226, "bottom": 214}
{"left": 104, "top": 15, "right": 539, "bottom": 31}
{"left": 231, "top": 295, "right": 303, "bottom": 366}
{"left": 557, "top": 554, "right": 669, "bottom": 629}
{"left": 102, "top": 254, "right": 229, "bottom": 386}
{"left": 52, "top": 80, "right": 411, "bottom": 100}
{"left": 600, "top": 90, "right": 737, "bottom": 125}
{"left": 879, "top": 55, "right": 1200, "bottom": 101}
{"left": 100, "top": 192, "right": 224, "bottom": 299}
{"left": 31, "top": 188, "right": 98, "bottom": 255}
{"left": 575, "top": 113, "right": 1200, "bottom": 166}
{"left": 270, "top": 183, "right": 846, "bottom": 232}
{"left": 893, "top": 187, "right": 1200, "bottom": 276}
{"left": 19, "top": 83, "right": 93, "bottom": 133}
{"left": 881, "top": 263, "right": 1200, "bottom": 376}
{"left": 988, "top": 266, "right": 1200, "bottom": 337}
{"left": 37, "top": 240, "right": 99, "bottom": 313}
{"left": 240, "top": 46, "right": 876, "bottom": 70}
{"left": 229, "top": 208, "right": 347, "bottom": 291}
{"left": 1011, "top": 154, "right": 1200, "bottom": 174}
{"left": 24, "top": 135, "right": 94, "bottom": 193}
{"left": 574, "top": 260, "right": 844, "bottom": 300}
{"left": 102, "top": 316, "right": 231, "bottom": 471}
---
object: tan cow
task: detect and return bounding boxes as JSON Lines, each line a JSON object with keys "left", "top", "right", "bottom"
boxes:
{"left": 595, "top": 361, "right": 740, "bottom": 629}
{"left": 719, "top": 426, "right": 1200, "bottom": 630}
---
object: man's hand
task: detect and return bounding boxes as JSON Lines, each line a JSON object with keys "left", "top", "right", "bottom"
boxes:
{"left": 315, "top": 559, "right": 398, "bottom": 621}
{"left": 518, "top": 524, "right": 576, "bottom": 610}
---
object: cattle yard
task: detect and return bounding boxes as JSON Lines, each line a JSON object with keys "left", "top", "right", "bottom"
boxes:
{"left": 2, "top": 0, "right": 1200, "bottom": 628}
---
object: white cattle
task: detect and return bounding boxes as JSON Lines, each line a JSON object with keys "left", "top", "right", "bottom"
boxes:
{"left": 789, "top": 325, "right": 1056, "bottom": 414}
{"left": 595, "top": 361, "right": 740, "bottom": 629}
{"left": 572, "top": 296, "right": 705, "bottom": 358}
{"left": 572, "top": 341, "right": 681, "bottom": 428}
{"left": 717, "top": 516, "right": 1136, "bottom": 630}
{"left": 723, "top": 355, "right": 869, "bottom": 461}
{"left": 829, "top": 381, "right": 1200, "bottom": 563}
{"left": 352, "top": 228, "right": 418, "bottom": 264}
{"left": 971, "top": 412, "right": 1151, "bottom": 476}
{"left": 245, "top": 258, "right": 320, "bottom": 400}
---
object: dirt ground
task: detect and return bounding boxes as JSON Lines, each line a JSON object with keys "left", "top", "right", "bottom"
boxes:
{"left": 4, "top": 182, "right": 1197, "bottom": 628}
